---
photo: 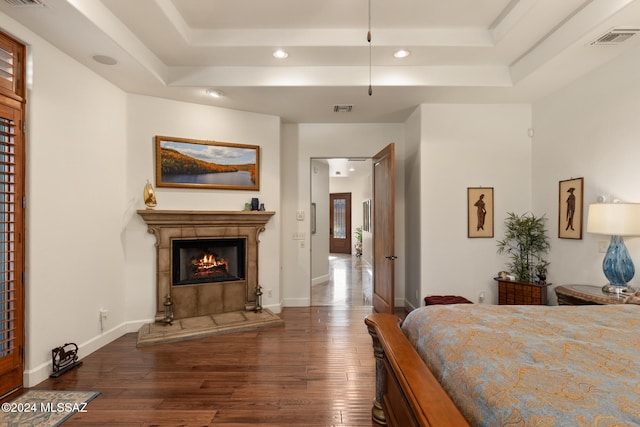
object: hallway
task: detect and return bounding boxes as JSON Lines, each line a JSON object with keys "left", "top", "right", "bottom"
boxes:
{"left": 311, "top": 254, "right": 373, "bottom": 307}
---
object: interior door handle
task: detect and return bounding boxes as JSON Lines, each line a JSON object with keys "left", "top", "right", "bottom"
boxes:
{"left": 385, "top": 255, "right": 398, "bottom": 260}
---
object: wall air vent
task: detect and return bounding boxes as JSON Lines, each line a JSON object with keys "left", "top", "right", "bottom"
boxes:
{"left": 3, "top": 0, "right": 46, "bottom": 6}
{"left": 333, "top": 105, "right": 353, "bottom": 113}
{"left": 591, "top": 28, "right": 640, "bottom": 45}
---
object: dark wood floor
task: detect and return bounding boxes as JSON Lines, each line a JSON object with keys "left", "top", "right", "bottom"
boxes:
{"left": 22, "top": 307, "right": 385, "bottom": 426}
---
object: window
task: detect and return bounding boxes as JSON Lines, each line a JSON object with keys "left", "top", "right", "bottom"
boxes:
{"left": 0, "top": 28, "right": 25, "bottom": 398}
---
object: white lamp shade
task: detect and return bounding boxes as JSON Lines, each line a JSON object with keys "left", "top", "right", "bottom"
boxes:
{"left": 586, "top": 203, "right": 640, "bottom": 236}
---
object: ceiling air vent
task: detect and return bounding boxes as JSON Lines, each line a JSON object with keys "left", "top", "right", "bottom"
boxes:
{"left": 3, "top": 0, "right": 46, "bottom": 6}
{"left": 333, "top": 105, "right": 353, "bottom": 113}
{"left": 591, "top": 28, "right": 640, "bottom": 45}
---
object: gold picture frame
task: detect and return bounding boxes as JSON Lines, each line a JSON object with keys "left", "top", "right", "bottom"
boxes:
{"left": 558, "top": 177, "right": 583, "bottom": 239}
{"left": 467, "top": 187, "right": 494, "bottom": 238}
{"left": 363, "top": 199, "right": 371, "bottom": 232}
{"left": 155, "top": 136, "right": 260, "bottom": 190}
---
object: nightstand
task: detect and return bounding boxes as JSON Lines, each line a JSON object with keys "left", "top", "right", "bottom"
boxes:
{"left": 495, "top": 278, "right": 550, "bottom": 305}
{"left": 554, "top": 284, "right": 629, "bottom": 305}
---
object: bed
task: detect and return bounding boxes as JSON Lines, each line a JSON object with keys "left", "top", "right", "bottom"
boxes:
{"left": 365, "top": 303, "right": 640, "bottom": 427}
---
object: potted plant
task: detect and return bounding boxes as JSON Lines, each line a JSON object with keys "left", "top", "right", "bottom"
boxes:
{"left": 496, "top": 212, "right": 550, "bottom": 282}
{"left": 354, "top": 226, "right": 363, "bottom": 257}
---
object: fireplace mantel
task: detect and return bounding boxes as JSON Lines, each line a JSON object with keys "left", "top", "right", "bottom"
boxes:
{"left": 137, "top": 209, "right": 275, "bottom": 322}
{"left": 137, "top": 210, "right": 275, "bottom": 227}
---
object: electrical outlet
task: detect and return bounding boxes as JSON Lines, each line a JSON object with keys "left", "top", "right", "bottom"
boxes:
{"left": 99, "top": 308, "right": 108, "bottom": 319}
{"left": 267, "top": 289, "right": 273, "bottom": 298}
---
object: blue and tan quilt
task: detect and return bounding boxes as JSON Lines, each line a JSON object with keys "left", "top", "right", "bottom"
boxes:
{"left": 401, "top": 304, "right": 640, "bottom": 426}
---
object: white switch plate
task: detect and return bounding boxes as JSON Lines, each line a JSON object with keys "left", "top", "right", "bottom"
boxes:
{"left": 296, "top": 210, "right": 304, "bottom": 221}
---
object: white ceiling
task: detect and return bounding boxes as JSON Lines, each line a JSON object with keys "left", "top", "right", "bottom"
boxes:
{"left": 3, "top": 0, "right": 640, "bottom": 123}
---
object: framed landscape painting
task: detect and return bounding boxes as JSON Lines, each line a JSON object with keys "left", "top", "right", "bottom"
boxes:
{"left": 155, "top": 136, "right": 260, "bottom": 190}
{"left": 467, "top": 187, "right": 494, "bottom": 238}
{"left": 558, "top": 177, "right": 583, "bottom": 239}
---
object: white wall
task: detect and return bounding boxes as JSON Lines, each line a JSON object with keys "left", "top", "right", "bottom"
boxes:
{"left": 403, "top": 108, "right": 422, "bottom": 309}
{"left": 280, "top": 124, "right": 307, "bottom": 306}
{"left": 532, "top": 42, "right": 640, "bottom": 302}
{"left": 418, "top": 104, "right": 533, "bottom": 305}
{"left": 1, "top": 15, "right": 129, "bottom": 386}
{"left": 311, "top": 159, "right": 329, "bottom": 284}
{"left": 123, "top": 94, "right": 282, "bottom": 321}
{"left": 281, "top": 123, "right": 406, "bottom": 307}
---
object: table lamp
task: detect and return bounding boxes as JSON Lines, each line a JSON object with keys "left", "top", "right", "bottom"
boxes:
{"left": 586, "top": 202, "right": 640, "bottom": 293}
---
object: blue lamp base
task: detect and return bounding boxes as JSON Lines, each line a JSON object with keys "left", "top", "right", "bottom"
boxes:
{"left": 602, "top": 235, "right": 635, "bottom": 294}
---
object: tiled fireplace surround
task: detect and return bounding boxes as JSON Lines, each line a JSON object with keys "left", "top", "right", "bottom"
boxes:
{"left": 137, "top": 210, "right": 275, "bottom": 322}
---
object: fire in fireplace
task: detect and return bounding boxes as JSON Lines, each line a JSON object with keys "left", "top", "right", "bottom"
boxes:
{"left": 172, "top": 238, "right": 246, "bottom": 286}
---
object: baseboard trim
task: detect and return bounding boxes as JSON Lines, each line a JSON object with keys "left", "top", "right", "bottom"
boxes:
{"left": 311, "top": 274, "right": 329, "bottom": 286}
{"left": 282, "top": 297, "right": 310, "bottom": 307}
{"left": 404, "top": 298, "right": 419, "bottom": 312}
{"left": 24, "top": 319, "right": 151, "bottom": 387}
{"left": 262, "top": 302, "right": 282, "bottom": 314}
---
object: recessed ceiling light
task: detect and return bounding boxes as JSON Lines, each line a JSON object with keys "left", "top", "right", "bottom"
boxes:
{"left": 273, "top": 49, "right": 289, "bottom": 59}
{"left": 393, "top": 49, "right": 411, "bottom": 59}
{"left": 206, "top": 89, "right": 224, "bottom": 98}
{"left": 92, "top": 54, "right": 117, "bottom": 65}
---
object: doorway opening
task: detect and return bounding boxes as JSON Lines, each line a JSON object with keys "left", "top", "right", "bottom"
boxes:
{"left": 310, "top": 158, "right": 373, "bottom": 307}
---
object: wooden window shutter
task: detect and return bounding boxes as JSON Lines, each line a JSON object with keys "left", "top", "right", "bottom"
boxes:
{"left": 0, "top": 32, "right": 25, "bottom": 102}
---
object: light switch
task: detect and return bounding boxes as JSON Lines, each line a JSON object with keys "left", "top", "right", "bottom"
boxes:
{"left": 296, "top": 210, "right": 305, "bottom": 221}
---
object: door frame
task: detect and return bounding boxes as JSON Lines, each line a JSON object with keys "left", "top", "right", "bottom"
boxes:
{"left": 309, "top": 149, "right": 394, "bottom": 310}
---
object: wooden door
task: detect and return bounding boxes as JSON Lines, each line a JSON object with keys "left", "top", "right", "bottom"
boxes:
{"left": 329, "top": 192, "right": 352, "bottom": 254}
{"left": 0, "top": 101, "right": 24, "bottom": 398}
{"left": 372, "top": 144, "right": 395, "bottom": 313}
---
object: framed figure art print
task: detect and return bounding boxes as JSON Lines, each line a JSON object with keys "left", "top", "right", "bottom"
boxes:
{"left": 467, "top": 187, "right": 494, "bottom": 238}
{"left": 558, "top": 177, "right": 583, "bottom": 239}
{"left": 155, "top": 136, "right": 260, "bottom": 190}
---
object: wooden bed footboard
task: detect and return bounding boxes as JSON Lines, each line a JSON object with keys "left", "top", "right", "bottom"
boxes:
{"left": 365, "top": 313, "right": 469, "bottom": 427}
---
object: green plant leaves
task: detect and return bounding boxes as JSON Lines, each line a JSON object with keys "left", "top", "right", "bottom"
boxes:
{"left": 496, "top": 212, "right": 550, "bottom": 282}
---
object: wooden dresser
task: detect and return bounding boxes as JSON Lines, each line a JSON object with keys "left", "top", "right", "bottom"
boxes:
{"left": 495, "top": 278, "right": 550, "bottom": 305}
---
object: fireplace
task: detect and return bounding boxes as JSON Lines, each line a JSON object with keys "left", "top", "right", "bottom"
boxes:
{"left": 172, "top": 238, "right": 246, "bottom": 286}
{"left": 137, "top": 210, "right": 275, "bottom": 322}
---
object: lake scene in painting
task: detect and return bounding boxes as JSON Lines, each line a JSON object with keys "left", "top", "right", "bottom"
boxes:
{"left": 159, "top": 139, "right": 257, "bottom": 188}
{"left": 163, "top": 171, "right": 253, "bottom": 186}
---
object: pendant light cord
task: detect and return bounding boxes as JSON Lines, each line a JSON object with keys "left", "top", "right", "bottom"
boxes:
{"left": 368, "top": 0, "right": 372, "bottom": 96}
